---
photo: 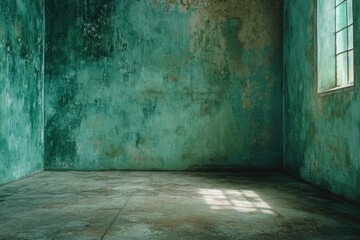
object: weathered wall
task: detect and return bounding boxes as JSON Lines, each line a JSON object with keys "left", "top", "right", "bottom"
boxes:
{"left": 284, "top": 0, "right": 360, "bottom": 203}
{"left": 45, "top": 0, "right": 283, "bottom": 170}
{"left": 0, "top": 1, "right": 45, "bottom": 184}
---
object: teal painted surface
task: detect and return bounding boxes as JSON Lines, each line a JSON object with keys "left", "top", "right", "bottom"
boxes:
{"left": 284, "top": 0, "right": 360, "bottom": 203}
{"left": 0, "top": 1, "right": 44, "bottom": 184}
{"left": 45, "top": 0, "right": 283, "bottom": 170}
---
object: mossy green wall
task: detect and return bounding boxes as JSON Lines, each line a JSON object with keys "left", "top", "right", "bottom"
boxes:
{"left": 45, "top": 0, "right": 283, "bottom": 170}
{"left": 0, "top": 1, "right": 45, "bottom": 184}
{"left": 284, "top": 0, "right": 360, "bottom": 203}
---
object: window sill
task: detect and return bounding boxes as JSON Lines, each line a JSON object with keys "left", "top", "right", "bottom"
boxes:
{"left": 318, "top": 84, "right": 354, "bottom": 97}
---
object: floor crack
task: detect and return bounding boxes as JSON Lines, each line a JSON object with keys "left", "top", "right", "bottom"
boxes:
{"left": 100, "top": 195, "right": 132, "bottom": 240}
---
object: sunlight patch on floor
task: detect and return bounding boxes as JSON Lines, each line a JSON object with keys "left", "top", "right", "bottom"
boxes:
{"left": 199, "top": 189, "right": 274, "bottom": 214}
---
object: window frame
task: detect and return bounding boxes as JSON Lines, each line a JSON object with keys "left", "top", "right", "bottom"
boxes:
{"left": 316, "top": 0, "right": 355, "bottom": 95}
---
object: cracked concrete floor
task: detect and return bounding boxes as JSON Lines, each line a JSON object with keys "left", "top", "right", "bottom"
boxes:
{"left": 0, "top": 171, "right": 359, "bottom": 240}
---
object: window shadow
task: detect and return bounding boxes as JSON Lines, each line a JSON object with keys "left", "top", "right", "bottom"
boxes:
{"left": 199, "top": 188, "right": 274, "bottom": 215}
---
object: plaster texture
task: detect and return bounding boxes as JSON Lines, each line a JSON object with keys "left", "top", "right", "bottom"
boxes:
{"left": 0, "top": 0, "right": 45, "bottom": 184}
{"left": 284, "top": 0, "right": 360, "bottom": 203}
{"left": 45, "top": 0, "right": 283, "bottom": 171}
{"left": 1, "top": 171, "right": 359, "bottom": 239}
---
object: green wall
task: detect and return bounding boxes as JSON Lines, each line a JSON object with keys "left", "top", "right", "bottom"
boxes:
{"left": 0, "top": 1, "right": 45, "bottom": 184}
{"left": 0, "top": 0, "right": 358, "bottom": 204}
{"left": 284, "top": 0, "right": 360, "bottom": 203}
{"left": 45, "top": 0, "right": 283, "bottom": 170}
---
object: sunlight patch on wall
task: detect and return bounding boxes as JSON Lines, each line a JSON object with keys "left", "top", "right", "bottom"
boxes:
{"left": 199, "top": 189, "right": 274, "bottom": 214}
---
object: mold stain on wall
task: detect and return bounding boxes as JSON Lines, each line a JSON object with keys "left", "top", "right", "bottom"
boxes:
{"left": 45, "top": 0, "right": 283, "bottom": 170}
{"left": 0, "top": 0, "right": 45, "bottom": 184}
{"left": 284, "top": 0, "right": 360, "bottom": 203}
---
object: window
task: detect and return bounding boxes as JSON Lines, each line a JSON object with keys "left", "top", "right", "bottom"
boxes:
{"left": 336, "top": 0, "right": 354, "bottom": 86}
{"left": 317, "top": 0, "right": 354, "bottom": 93}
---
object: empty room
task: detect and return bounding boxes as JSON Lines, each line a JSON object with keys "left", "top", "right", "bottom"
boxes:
{"left": 0, "top": 0, "right": 360, "bottom": 239}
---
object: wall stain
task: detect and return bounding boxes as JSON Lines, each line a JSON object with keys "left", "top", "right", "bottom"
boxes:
{"left": 284, "top": 0, "right": 360, "bottom": 203}
{"left": 45, "top": 0, "right": 283, "bottom": 171}
{"left": 0, "top": 0, "right": 44, "bottom": 184}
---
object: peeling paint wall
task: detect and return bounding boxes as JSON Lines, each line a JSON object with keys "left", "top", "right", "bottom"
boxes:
{"left": 45, "top": 0, "right": 283, "bottom": 170}
{"left": 284, "top": 0, "right": 360, "bottom": 203}
{"left": 0, "top": 1, "right": 45, "bottom": 184}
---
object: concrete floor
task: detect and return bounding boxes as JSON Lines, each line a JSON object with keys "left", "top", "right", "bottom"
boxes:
{"left": 0, "top": 172, "right": 359, "bottom": 240}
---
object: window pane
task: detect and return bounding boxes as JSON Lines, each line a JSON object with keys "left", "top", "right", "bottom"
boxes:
{"left": 336, "top": 0, "right": 344, "bottom": 6}
{"left": 336, "top": 28, "right": 347, "bottom": 53}
{"left": 337, "top": 53, "right": 348, "bottom": 86}
{"left": 348, "top": 25, "right": 353, "bottom": 49}
{"left": 348, "top": 50, "right": 354, "bottom": 84}
{"left": 336, "top": 2, "right": 347, "bottom": 30}
{"left": 348, "top": 0, "right": 353, "bottom": 25}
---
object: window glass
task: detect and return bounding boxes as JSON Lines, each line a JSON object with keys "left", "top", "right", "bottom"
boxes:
{"left": 336, "top": 0, "right": 344, "bottom": 5}
{"left": 348, "top": 25, "right": 353, "bottom": 49}
{"left": 336, "top": 28, "right": 347, "bottom": 53}
{"left": 347, "top": 0, "right": 353, "bottom": 24}
{"left": 336, "top": 53, "right": 348, "bottom": 86}
{"left": 336, "top": 2, "right": 347, "bottom": 30}
{"left": 348, "top": 50, "right": 354, "bottom": 84}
